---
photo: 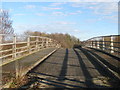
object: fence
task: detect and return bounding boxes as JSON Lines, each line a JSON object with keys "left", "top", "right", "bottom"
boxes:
{"left": 83, "top": 35, "right": 120, "bottom": 58}
{"left": 0, "top": 34, "right": 60, "bottom": 64}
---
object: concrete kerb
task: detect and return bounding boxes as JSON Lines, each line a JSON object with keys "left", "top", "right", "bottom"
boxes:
{"left": 2, "top": 48, "right": 58, "bottom": 88}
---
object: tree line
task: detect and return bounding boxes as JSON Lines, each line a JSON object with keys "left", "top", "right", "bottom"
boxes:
{"left": 24, "top": 31, "right": 81, "bottom": 48}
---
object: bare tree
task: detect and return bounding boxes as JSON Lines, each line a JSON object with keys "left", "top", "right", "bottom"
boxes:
{"left": 0, "top": 9, "right": 14, "bottom": 34}
{"left": 0, "top": 10, "right": 14, "bottom": 44}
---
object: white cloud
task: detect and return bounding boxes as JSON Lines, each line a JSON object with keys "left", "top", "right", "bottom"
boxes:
{"left": 24, "top": 5, "right": 36, "bottom": 9}
{"left": 55, "top": 21, "right": 76, "bottom": 25}
{"left": 71, "top": 2, "right": 117, "bottom": 15}
{"left": 71, "top": 2, "right": 117, "bottom": 22}
{"left": 14, "top": 13, "right": 26, "bottom": 16}
{"left": 68, "top": 10, "right": 82, "bottom": 15}
{"left": 36, "top": 13, "right": 45, "bottom": 16}
{"left": 50, "top": 2, "right": 66, "bottom": 6}
{"left": 42, "top": 7, "right": 62, "bottom": 10}
{"left": 14, "top": 21, "right": 78, "bottom": 35}
{"left": 52, "top": 10, "right": 82, "bottom": 16}
{"left": 85, "top": 14, "right": 118, "bottom": 24}
{"left": 14, "top": 24, "right": 30, "bottom": 34}
{"left": 8, "top": 8, "right": 14, "bottom": 12}
{"left": 74, "top": 29, "right": 80, "bottom": 32}
{"left": 3, "top": 0, "right": 119, "bottom": 2}
{"left": 92, "top": 3, "right": 118, "bottom": 15}
{"left": 0, "top": 8, "right": 13, "bottom": 13}
{"left": 70, "top": 0, "right": 119, "bottom": 2}
{"left": 102, "top": 15, "right": 118, "bottom": 23}
{"left": 52, "top": 11, "right": 66, "bottom": 16}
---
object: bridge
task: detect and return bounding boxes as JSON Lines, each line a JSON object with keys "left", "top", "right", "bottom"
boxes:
{"left": 0, "top": 34, "right": 120, "bottom": 89}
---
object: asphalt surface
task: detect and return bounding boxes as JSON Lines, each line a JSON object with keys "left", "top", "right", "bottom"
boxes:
{"left": 24, "top": 48, "right": 120, "bottom": 88}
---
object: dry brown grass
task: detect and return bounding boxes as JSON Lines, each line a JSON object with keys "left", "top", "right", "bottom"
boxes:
{"left": 9, "top": 75, "right": 29, "bottom": 88}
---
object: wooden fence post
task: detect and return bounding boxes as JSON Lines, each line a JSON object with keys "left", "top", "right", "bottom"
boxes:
{"left": 38, "top": 37, "right": 40, "bottom": 50}
{"left": 27, "top": 36, "right": 30, "bottom": 53}
{"left": 111, "top": 36, "right": 114, "bottom": 53}
{"left": 13, "top": 35, "right": 16, "bottom": 59}
{"left": 0, "top": 35, "right": 2, "bottom": 89}
{"left": 91, "top": 41, "right": 93, "bottom": 48}
{"left": 13, "top": 36, "right": 19, "bottom": 78}
{"left": 97, "top": 41, "right": 100, "bottom": 49}
{"left": 95, "top": 41, "right": 97, "bottom": 48}
{"left": 102, "top": 37, "right": 105, "bottom": 50}
{"left": 49, "top": 39, "right": 51, "bottom": 47}
{"left": 90, "top": 41, "right": 92, "bottom": 48}
{"left": 41, "top": 38, "right": 44, "bottom": 48}
{"left": 36, "top": 37, "right": 39, "bottom": 51}
{"left": 52, "top": 40, "right": 55, "bottom": 47}
{"left": 46, "top": 38, "right": 48, "bottom": 48}
{"left": 0, "top": 35, "right": 3, "bottom": 58}
{"left": 93, "top": 41, "right": 95, "bottom": 48}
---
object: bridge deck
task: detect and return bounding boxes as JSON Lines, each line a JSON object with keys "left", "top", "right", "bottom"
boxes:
{"left": 1, "top": 48, "right": 57, "bottom": 85}
{"left": 23, "top": 48, "right": 120, "bottom": 88}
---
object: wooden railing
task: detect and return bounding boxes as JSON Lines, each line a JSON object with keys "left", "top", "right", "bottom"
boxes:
{"left": 83, "top": 35, "right": 120, "bottom": 58}
{"left": 0, "top": 34, "right": 60, "bottom": 63}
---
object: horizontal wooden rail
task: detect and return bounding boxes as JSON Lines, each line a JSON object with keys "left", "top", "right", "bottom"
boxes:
{"left": 83, "top": 35, "right": 120, "bottom": 58}
{"left": 0, "top": 34, "right": 61, "bottom": 62}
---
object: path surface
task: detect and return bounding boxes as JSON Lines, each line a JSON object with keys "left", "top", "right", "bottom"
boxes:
{"left": 1, "top": 47, "right": 57, "bottom": 84}
{"left": 24, "top": 48, "right": 120, "bottom": 89}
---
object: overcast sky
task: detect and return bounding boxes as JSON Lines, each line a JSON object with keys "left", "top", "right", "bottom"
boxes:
{"left": 2, "top": 1, "right": 118, "bottom": 40}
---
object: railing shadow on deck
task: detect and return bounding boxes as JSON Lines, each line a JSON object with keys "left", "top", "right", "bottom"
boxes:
{"left": 89, "top": 47, "right": 120, "bottom": 61}
{"left": 21, "top": 48, "right": 86, "bottom": 89}
{"left": 20, "top": 71, "right": 110, "bottom": 89}
{"left": 84, "top": 48, "right": 120, "bottom": 73}
{"left": 20, "top": 72, "right": 86, "bottom": 89}
{"left": 57, "top": 48, "right": 68, "bottom": 81}
{"left": 73, "top": 48, "right": 108, "bottom": 88}
{"left": 77, "top": 47, "right": 120, "bottom": 87}
{"left": 19, "top": 48, "right": 112, "bottom": 89}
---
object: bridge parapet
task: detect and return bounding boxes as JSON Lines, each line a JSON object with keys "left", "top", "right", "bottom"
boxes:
{"left": 83, "top": 35, "right": 120, "bottom": 58}
{"left": 0, "top": 34, "right": 60, "bottom": 63}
